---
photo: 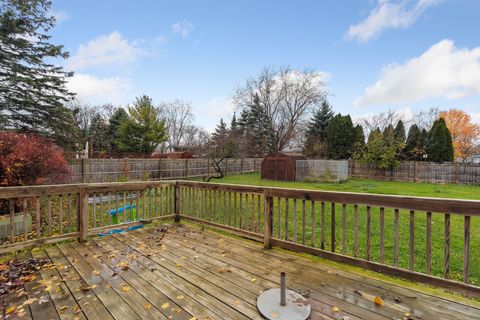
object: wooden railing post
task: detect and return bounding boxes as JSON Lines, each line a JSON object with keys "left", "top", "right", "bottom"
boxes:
{"left": 78, "top": 188, "right": 89, "bottom": 242}
{"left": 264, "top": 194, "right": 274, "bottom": 249}
{"left": 174, "top": 182, "right": 180, "bottom": 222}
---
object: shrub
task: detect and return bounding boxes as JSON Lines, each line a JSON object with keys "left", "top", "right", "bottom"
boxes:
{"left": 0, "top": 131, "right": 70, "bottom": 186}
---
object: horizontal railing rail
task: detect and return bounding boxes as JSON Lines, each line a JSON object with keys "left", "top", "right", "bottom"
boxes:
{"left": 1, "top": 180, "right": 480, "bottom": 297}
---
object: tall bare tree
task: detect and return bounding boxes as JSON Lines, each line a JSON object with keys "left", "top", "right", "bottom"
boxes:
{"left": 233, "top": 66, "right": 327, "bottom": 151}
{"left": 157, "top": 99, "right": 194, "bottom": 151}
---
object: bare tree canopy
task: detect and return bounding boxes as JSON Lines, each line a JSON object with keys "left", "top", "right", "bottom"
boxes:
{"left": 233, "top": 66, "right": 327, "bottom": 151}
{"left": 157, "top": 99, "right": 194, "bottom": 151}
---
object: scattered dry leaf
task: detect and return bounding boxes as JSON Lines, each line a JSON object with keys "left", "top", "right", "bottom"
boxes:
{"left": 373, "top": 296, "right": 384, "bottom": 306}
{"left": 332, "top": 306, "right": 340, "bottom": 312}
{"left": 121, "top": 285, "right": 130, "bottom": 293}
{"left": 161, "top": 302, "right": 170, "bottom": 309}
{"left": 144, "top": 303, "right": 152, "bottom": 310}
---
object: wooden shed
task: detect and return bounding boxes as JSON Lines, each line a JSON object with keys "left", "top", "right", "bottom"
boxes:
{"left": 261, "top": 152, "right": 306, "bottom": 181}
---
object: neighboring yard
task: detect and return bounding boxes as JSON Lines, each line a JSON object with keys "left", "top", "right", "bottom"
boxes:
{"left": 191, "top": 173, "right": 480, "bottom": 285}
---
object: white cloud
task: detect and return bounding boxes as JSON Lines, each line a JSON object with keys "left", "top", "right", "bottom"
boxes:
{"left": 67, "top": 31, "right": 142, "bottom": 70}
{"left": 196, "top": 96, "right": 235, "bottom": 129}
{"left": 346, "top": 0, "right": 441, "bottom": 43}
{"left": 171, "top": 20, "right": 194, "bottom": 38}
{"left": 353, "top": 39, "right": 480, "bottom": 107}
{"left": 472, "top": 113, "right": 480, "bottom": 125}
{"left": 67, "top": 73, "right": 133, "bottom": 104}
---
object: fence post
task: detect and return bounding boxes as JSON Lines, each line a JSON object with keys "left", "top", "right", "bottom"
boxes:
{"left": 264, "top": 194, "right": 274, "bottom": 249}
{"left": 78, "top": 188, "right": 89, "bottom": 242}
{"left": 207, "top": 158, "right": 210, "bottom": 176}
{"left": 253, "top": 159, "right": 256, "bottom": 172}
{"left": 241, "top": 158, "right": 244, "bottom": 174}
{"left": 414, "top": 161, "right": 418, "bottom": 183}
{"left": 81, "top": 158, "right": 88, "bottom": 183}
{"left": 225, "top": 159, "right": 228, "bottom": 176}
{"left": 185, "top": 159, "right": 189, "bottom": 178}
{"left": 174, "top": 182, "right": 180, "bottom": 222}
{"left": 158, "top": 158, "right": 162, "bottom": 180}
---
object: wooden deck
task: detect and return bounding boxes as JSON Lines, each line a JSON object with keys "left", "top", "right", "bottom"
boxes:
{"left": 2, "top": 224, "right": 480, "bottom": 320}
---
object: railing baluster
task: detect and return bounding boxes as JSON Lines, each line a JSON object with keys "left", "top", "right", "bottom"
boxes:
{"left": 123, "top": 191, "right": 127, "bottom": 222}
{"left": 239, "top": 192, "right": 243, "bottom": 229}
{"left": 35, "top": 197, "right": 41, "bottom": 238}
{"left": 331, "top": 202, "right": 335, "bottom": 252}
{"left": 342, "top": 204, "right": 346, "bottom": 255}
{"left": 302, "top": 199, "right": 306, "bottom": 245}
{"left": 9, "top": 199, "right": 15, "bottom": 242}
{"left": 444, "top": 213, "right": 450, "bottom": 279}
{"left": 354, "top": 204, "right": 358, "bottom": 257}
{"left": 213, "top": 190, "right": 217, "bottom": 223}
{"left": 277, "top": 197, "right": 281, "bottom": 239}
{"left": 366, "top": 206, "right": 371, "bottom": 260}
{"left": 285, "top": 199, "right": 289, "bottom": 241}
{"left": 107, "top": 192, "right": 112, "bottom": 225}
{"left": 99, "top": 193, "right": 104, "bottom": 228}
{"left": 257, "top": 194, "right": 261, "bottom": 232}
{"left": 115, "top": 192, "right": 119, "bottom": 222}
{"left": 92, "top": 193, "right": 96, "bottom": 228}
{"left": 394, "top": 208, "right": 399, "bottom": 266}
{"left": 293, "top": 199, "right": 298, "bottom": 243}
{"left": 129, "top": 190, "right": 133, "bottom": 221}
{"left": 135, "top": 191, "right": 140, "bottom": 220}
{"left": 426, "top": 211, "right": 432, "bottom": 274}
{"left": 47, "top": 195, "right": 52, "bottom": 236}
{"left": 59, "top": 195, "right": 64, "bottom": 234}
{"left": 409, "top": 210, "right": 415, "bottom": 271}
{"left": 22, "top": 198, "right": 28, "bottom": 240}
{"left": 224, "top": 191, "right": 227, "bottom": 225}
{"left": 233, "top": 192, "right": 237, "bottom": 227}
{"left": 380, "top": 207, "right": 385, "bottom": 264}
{"left": 320, "top": 201, "right": 325, "bottom": 250}
{"left": 311, "top": 201, "right": 315, "bottom": 247}
{"left": 464, "top": 215, "right": 471, "bottom": 283}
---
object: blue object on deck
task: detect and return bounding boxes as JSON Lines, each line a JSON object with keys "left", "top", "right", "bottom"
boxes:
{"left": 108, "top": 204, "right": 137, "bottom": 224}
{"left": 98, "top": 224, "right": 144, "bottom": 236}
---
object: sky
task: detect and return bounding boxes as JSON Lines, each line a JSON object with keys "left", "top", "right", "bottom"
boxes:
{"left": 50, "top": 0, "right": 480, "bottom": 130}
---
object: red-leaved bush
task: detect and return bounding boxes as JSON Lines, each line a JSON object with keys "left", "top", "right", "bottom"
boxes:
{"left": 0, "top": 131, "right": 71, "bottom": 186}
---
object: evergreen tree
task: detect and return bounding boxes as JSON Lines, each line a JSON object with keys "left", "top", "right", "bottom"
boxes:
{"left": 394, "top": 120, "right": 406, "bottom": 144}
{"left": 404, "top": 124, "right": 424, "bottom": 160}
{"left": 352, "top": 124, "right": 366, "bottom": 160}
{"left": 426, "top": 118, "right": 454, "bottom": 163}
{"left": 326, "top": 114, "right": 355, "bottom": 159}
{"left": 303, "top": 101, "right": 334, "bottom": 158}
{"left": 230, "top": 113, "right": 238, "bottom": 132}
{"left": 0, "top": 0, "right": 75, "bottom": 145}
{"left": 210, "top": 118, "right": 236, "bottom": 158}
{"left": 89, "top": 113, "right": 109, "bottom": 153}
{"left": 116, "top": 95, "right": 167, "bottom": 153}
{"left": 108, "top": 107, "right": 129, "bottom": 152}
{"left": 238, "top": 94, "right": 275, "bottom": 156}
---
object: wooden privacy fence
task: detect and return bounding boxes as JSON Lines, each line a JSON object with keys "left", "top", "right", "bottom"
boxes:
{"left": 1, "top": 181, "right": 480, "bottom": 296}
{"left": 349, "top": 160, "right": 480, "bottom": 184}
{"left": 61, "top": 158, "right": 262, "bottom": 184}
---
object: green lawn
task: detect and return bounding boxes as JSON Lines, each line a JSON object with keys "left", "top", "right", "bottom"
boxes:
{"left": 185, "top": 173, "right": 480, "bottom": 285}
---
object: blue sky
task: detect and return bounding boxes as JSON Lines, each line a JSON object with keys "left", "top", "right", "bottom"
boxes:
{"left": 51, "top": 0, "right": 480, "bottom": 129}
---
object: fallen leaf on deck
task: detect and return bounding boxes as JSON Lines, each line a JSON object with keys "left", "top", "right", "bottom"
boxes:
{"left": 161, "top": 302, "right": 170, "bottom": 309}
{"left": 373, "top": 296, "right": 384, "bottom": 306}
{"left": 19, "top": 274, "right": 36, "bottom": 282}
{"left": 332, "top": 306, "right": 340, "bottom": 312}
{"left": 175, "top": 264, "right": 182, "bottom": 268}
{"left": 94, "top": 270, "right": 100, "bottom": 276}
{"left": 270, "top": 311, "right": 280, "bottom": 319}
{"left": 144, "top": 303, "right": 152, "bottom": 310}
{"left": 121, "top": 285, "right": 130, "bottom": 292}
{"left": 176, "top": 295, "right": 184, "bottom": 300}
{"left": 6, "top": 306, "right": 16, "bottom": 314}
{"left": 250, "top": 277, "right": 257, "bottom": 282}
{"left": 59, "top": 306, "right": 68, "bottom": 314}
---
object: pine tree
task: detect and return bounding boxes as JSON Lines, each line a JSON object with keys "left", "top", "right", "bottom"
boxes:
{"left": 352, "top": 124, "right": 366, "bottom": 160}
{"left": 116, "top": 95, "right": 168, "bottom": 153}
{"left": 89, "top": 113, "right": 109, "bottom": 153}
{"left": 326, "top": 114, "right": 355, "bottom": 159}
{"left": 238, "top": 94, "right": 275, "bottom": 156}
{"left": 303, "top": 101, "right": 334, "bottom": 158}
{"left": 394, "top": 120, "right": 406, "bottom": 144}
{"left": 210, "top": 118, "right": 236, "bottom": 158}
{"left": 426, "top": 118, "right": 454, "bottom": 163}
{"left": 404, "top": 124, "right": 424, "bottom": 160}
{"left": 0, "top": 0, "right": 75, "bottom": 144}
{"left": 108, "top": 107, "right": 129, "bottom": 152}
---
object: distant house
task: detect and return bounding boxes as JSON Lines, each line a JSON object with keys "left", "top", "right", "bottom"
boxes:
{"left": 151, "top": 151, "right": 193, "bottom": 159}
{"left": 466, "top": 154, "right": 480, "bottom": 164}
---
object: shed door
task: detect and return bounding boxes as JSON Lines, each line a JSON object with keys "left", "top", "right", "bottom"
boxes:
{"left": 275, "top": 159, "right": 287, "bottom": 180}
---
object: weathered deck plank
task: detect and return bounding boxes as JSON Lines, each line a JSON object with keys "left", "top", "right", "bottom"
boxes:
{"left": 3, "top": 224, "right": 480, "bottom": 320}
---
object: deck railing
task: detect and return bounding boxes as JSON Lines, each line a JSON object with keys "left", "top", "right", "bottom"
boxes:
{"left": 1, "top": 180, "right": 480, "bottom": 296}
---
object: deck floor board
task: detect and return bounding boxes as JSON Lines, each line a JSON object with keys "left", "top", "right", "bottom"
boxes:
{"left": 2, "top": 224, "right": 480, "bottom": 320}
